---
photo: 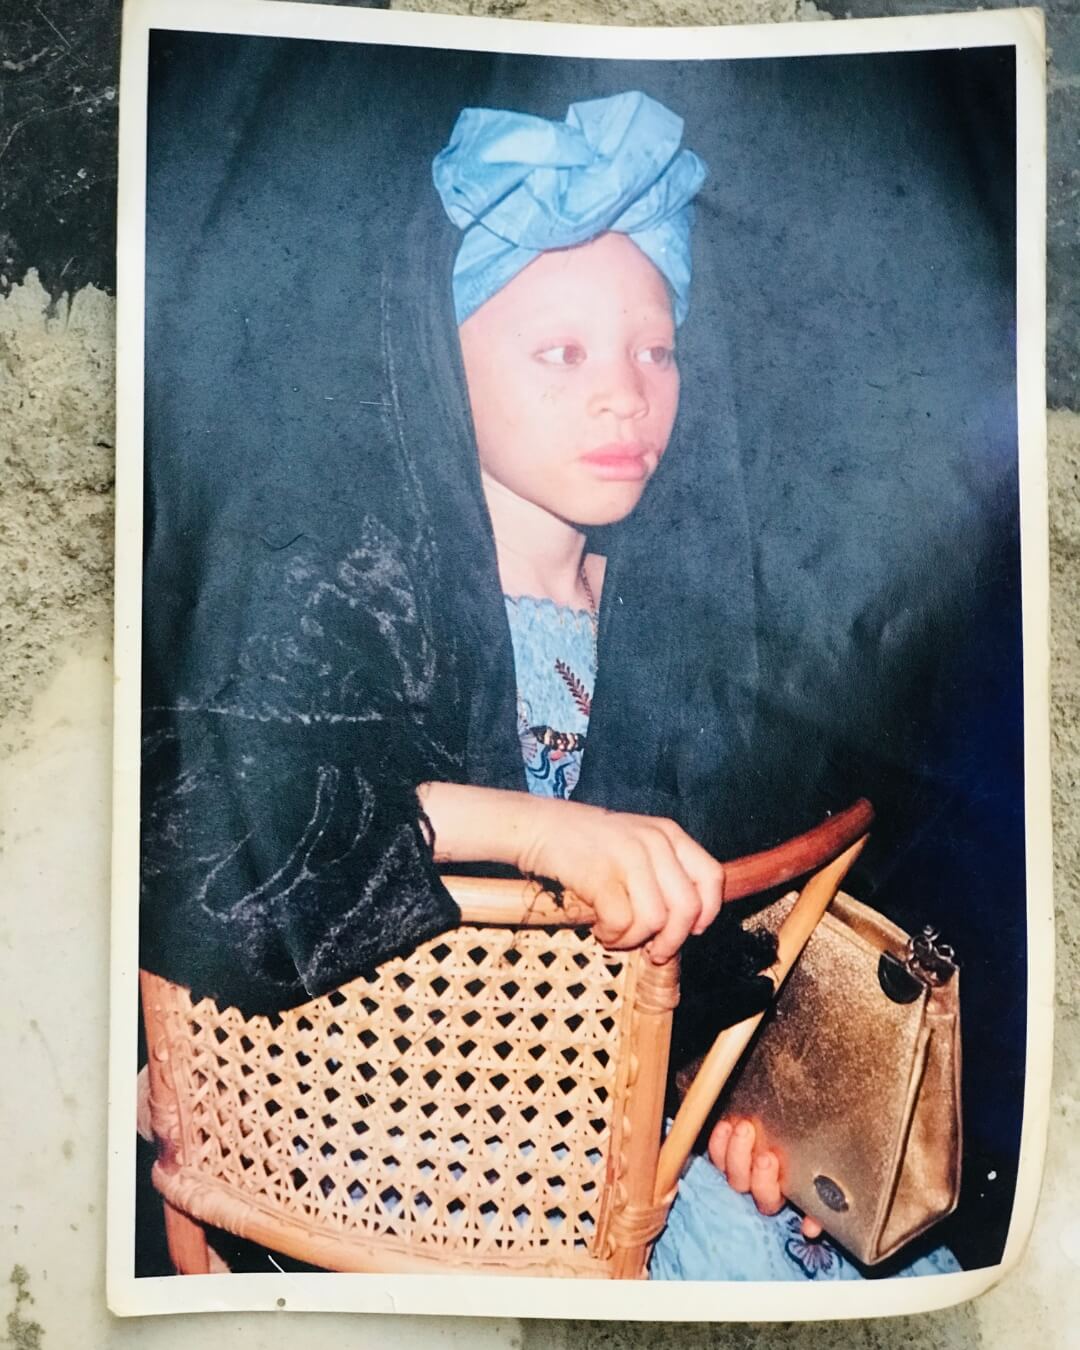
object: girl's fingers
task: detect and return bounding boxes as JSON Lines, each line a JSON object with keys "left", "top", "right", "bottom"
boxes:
{"left": 707, "top": 1117, "right": 734, "bottom": 1172}
{"left": 750, "top": 1150, "right": 785, "bottom": 1216}
{"left": 644, "top": 835, "right": 703, "bottom": 963}
{"left": 680, "top": 842, "right": 726, "bottom": 933}
{"left": 724, "top": 1118, "right": 755, "bottom": 1194}
{"left": 656, "top": 819, "right": 725, "bottom": 935}
{"left": 606, "top": 849, "right": 667, "bottom": 950}
{"left": 710, "top": 1114, "right": 825, "bottom": 1236}
{"left": 589, "top": 881, "right": 636, "bottom": 949}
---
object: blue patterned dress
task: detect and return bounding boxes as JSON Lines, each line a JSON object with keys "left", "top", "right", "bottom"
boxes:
{"left": 504, "top": 595, "right": 596, "bottom": 801}
{"left": 503, "top": 593, "right": 961, "bottom": 1281}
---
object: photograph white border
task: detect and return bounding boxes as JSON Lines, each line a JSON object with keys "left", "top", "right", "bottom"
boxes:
{"left": 108, "top": 0, "right": 1051, "bottom": 1321}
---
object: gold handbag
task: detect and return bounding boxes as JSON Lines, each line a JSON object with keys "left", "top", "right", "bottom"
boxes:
{"left": 718, "top": 890, "right": 962, "bottom": 1266}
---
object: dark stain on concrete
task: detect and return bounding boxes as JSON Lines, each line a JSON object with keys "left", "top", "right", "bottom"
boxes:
{"left": 0, "top": 0, "right": 390, "bottom": 305}
{"left": 0, "top": 0, "right": 120, "bottom": 305}
{"left": 5, "top": 1266, "right": 44, "bottom": 1350}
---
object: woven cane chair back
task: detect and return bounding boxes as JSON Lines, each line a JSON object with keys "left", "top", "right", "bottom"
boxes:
{"left": 142, "top": 800, "right": 874, "bottom": 1280}
{"left": 142, "top": 880, "right": 676, "bottom": 1279}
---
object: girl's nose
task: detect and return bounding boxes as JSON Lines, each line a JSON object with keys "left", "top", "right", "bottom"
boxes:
{"left": 587, "top": 357, "right": 649, "bottom": 421}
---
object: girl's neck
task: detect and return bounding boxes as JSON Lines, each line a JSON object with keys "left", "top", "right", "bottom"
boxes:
{"left": 482, "top": 471, "right": 591, "bottom": 608}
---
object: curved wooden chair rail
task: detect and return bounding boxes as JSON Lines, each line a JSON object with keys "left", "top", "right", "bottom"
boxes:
{"left": 447, "top": 797, "right": 874, "bottom": 926}
{"left": 141, "top": 799, "right": 872, "bottom": 1281}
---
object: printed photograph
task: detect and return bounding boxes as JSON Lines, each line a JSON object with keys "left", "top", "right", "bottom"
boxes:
{"left": 121, "top": 5, "right": 1035, "bottom": 1306}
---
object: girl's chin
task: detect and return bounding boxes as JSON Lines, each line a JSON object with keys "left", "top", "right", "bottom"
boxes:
{"left": 562, "top": 484, "right": 649, "bottom": 528}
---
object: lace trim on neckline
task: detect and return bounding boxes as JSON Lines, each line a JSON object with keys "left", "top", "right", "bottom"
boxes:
{"left": 503, "top": 593, "right": 596, "bottom": 623}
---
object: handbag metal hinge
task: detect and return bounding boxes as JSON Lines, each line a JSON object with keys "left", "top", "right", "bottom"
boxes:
{"left": 905, "top": 926, "right": 958, "bottom": 987}
{"left": 878, "top": 926, "right": 957, "bottom": 1003}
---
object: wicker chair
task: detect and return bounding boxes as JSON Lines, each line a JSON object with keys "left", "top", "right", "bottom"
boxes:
{"left": 141, "top": 801, "right": 872, "bottom": 1280}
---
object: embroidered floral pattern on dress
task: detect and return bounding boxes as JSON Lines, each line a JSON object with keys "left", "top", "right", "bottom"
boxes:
{"left": 504, "top": 595, "right": 596, "bottom": 801}
{"left": 780, "top": 1212, "right": 839, "bottom": 1279}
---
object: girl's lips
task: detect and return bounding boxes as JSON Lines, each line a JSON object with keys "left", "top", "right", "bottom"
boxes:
{"left": 580, "top": 445, "right": 651, "bottom": 481}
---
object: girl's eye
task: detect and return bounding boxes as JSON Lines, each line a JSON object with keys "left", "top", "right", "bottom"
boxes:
{"left": 536, "top": 343, "right": 586, "bottom": 367}
{"left": 638, "top": 344, "right": 675, "bottom": 369}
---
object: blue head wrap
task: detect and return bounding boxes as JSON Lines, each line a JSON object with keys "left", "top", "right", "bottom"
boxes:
{"left": 432, "top": 90, "right": 707, "bottom": 326}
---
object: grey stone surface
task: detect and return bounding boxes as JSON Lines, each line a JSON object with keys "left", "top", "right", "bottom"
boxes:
{"left": 521, "top": 1309, "right": 985, "bottom": 1348}
{"left": 1048, "top": 81, "right": 1080, "bottom": 408}
{"left": 391, "top": 0, "right": 810, "bottom": 21}
{"left": 0, "top": 272, "right": 114, "bottom": 737}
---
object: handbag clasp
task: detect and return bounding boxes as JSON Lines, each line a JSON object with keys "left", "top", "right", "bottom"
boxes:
{"left": 878, "top": 926, "right": 957, "bottom": 1002}
{"left": 905, "top": 926, "right": 957, "bottom": 987}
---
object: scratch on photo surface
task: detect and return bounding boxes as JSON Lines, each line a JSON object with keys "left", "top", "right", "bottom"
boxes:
{"left": 26, "top": 1019, "right": 64, "bottom": 1100}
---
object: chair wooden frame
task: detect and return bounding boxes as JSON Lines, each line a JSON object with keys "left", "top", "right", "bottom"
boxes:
{"left": 141, "top": 800, "right": 872, "bottom": 1280}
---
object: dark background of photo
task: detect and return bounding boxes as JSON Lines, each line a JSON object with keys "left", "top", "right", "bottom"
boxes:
{"left": 139, "top": 29, "right": 1022, "bottom": 1274}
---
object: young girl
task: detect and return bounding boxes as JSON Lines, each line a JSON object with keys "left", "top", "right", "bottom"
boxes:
{"left": 140, "top": 89, "right": 957, "bottom": 1281}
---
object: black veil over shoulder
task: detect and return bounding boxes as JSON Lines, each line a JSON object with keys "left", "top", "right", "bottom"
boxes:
{"left": 140, "top": 139, "right": 777, "bottom": 1020}
{"left": 140, "top": 32, "right": 1024, "bottom": 1258}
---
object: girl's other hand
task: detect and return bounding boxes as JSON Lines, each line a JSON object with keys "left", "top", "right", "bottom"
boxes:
{"left": 518, "top": 799, "right": 725, "bottom": 963}
{"left": 709, "top": 1117, "right": 823, "bottom": 1239}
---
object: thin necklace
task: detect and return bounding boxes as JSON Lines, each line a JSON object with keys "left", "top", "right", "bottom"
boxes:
{"left": 579, "top": 558, "right": 599, "bottom": 662}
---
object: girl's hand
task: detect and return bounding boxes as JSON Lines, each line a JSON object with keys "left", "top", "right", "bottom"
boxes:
{"left": 416, "top": 783, "right": 724, "bottom": 962}
{"left": 517, "top": 798, "right": 725, "bottom": 963}
{"left": 709, "top": 1117, "right": 823, "bottom": 1239}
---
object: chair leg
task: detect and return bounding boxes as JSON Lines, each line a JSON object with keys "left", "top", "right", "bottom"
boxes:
{"left": 163, "top": 1199, "right": 212, "bottom": 1274}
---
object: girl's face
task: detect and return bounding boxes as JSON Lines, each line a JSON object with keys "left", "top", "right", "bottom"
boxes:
{"left": 458, "top": 232, "right": 680, "bottom": 529}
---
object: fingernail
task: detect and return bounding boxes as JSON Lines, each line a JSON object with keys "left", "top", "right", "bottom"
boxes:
{"left": 736, "top": 1121, "right": 753, "bottom": 1138}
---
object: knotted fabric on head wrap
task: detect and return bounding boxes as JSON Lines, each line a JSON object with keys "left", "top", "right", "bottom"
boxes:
{"left": 432, "top": 90, "right": 707, "bottom": 326}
